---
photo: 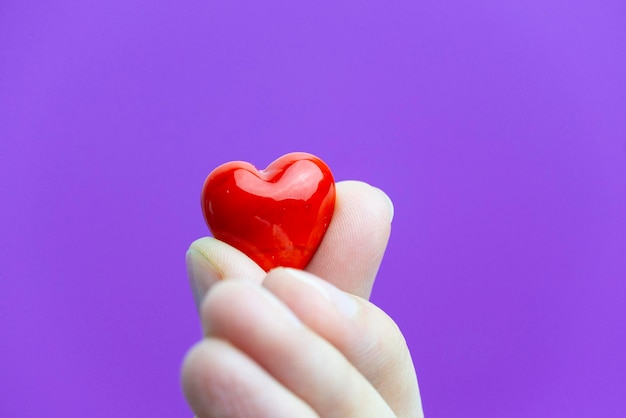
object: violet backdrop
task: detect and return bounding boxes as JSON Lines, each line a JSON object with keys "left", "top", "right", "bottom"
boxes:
{"left": 1, "top": 1, "right": 625, "bottom": 417}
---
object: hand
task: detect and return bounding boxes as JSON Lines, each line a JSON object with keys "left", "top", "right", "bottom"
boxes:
{"left": 181, "top": 181, "right": 424, "bottom": 417}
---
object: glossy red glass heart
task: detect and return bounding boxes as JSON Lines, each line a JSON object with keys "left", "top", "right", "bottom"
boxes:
{"left": 201, "top": 152, "right": 336, "bottom": 271}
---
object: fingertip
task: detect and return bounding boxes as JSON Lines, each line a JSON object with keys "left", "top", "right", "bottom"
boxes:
{"left": 182, "top": 338, "right": 319, "bottom": 418}
{"left": 186, "top": 247, "right": 221, "bottom": 309}
{"left": 269, "top": 268, "right": 359, "bottom": 319}
{"left": 186, "top": 237, "right": 266, "bottom": 308}
{"left": 333, "top": 181, "right": 393, "bottom": 240}
{"left": 188, "top": 237, "right": 264, "bottom": 280}
{"left": 307, "top": 181, "right": 393, "bottom": 299}
{"left": 200, "top": 278, "right": 304, "bottom": 339}
{"left": 180, "top": 340, "right": 210, "bottom": 410}
{"left": 370, "top": 186, "right": 394, "bottom": 224}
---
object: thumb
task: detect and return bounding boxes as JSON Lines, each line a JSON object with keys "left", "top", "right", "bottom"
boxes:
{"left": 306, "top": 180, "right": 394, "bottom": 299}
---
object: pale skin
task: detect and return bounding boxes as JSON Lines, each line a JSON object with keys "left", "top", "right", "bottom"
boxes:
{"left": 181, "top": 181, "right": 424, "bottom": 417}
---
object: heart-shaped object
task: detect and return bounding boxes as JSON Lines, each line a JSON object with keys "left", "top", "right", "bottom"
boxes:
{"left": 201, "top": 152, "right": 336, "bottom": 271}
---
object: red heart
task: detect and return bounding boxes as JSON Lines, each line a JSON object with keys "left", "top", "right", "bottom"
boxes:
{"left": 201, "top": 152, "right": 336, "bottom": 271}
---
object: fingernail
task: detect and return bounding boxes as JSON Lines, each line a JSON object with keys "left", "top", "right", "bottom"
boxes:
{"left": 186, "top": 248, "right": 221, "bottom": 309}
{"left": 283, "top": 268, "right": 358, "bottom": 318}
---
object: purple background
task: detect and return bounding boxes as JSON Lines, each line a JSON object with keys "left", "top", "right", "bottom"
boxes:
{"left": 1, "top": 1, "right": 625, "bottom": 416}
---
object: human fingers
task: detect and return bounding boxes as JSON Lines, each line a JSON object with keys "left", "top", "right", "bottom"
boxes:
{"left": 306, "top": 181, "right": 393, "bottom": 299}
{"left": 199, "top": 279, "right": 396, "bottom": 418}
{"left": 263, "top": 268, "right": 424, "bottom": 418}
{"left": 186, "top": 237, "right": 265, "bottom": 308}
{"left": 186, "top": 180, "right": 393, "bottom": 306}
{"left": 181, "top": 338, "right": 318, "bottom": 418}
